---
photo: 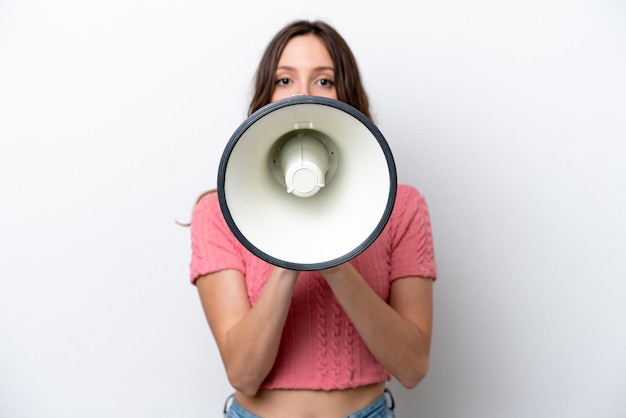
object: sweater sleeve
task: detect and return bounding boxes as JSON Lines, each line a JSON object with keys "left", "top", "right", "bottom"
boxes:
{"left": 389, "top": 185, "right": 437, "bottom": 281}
{"left": 189, "top": 192, "right": 245, "bottom": 285}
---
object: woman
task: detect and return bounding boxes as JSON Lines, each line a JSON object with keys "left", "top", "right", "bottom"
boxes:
{"left": 190, "top": 20, "right": 437, "bottom": 417}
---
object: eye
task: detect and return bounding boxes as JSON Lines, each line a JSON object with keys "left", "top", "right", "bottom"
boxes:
{"left": 276, "top": 77, "right": 291, "bottom": 86}
{"left": 316, "top": 78, "right": 335, "bottom": 88}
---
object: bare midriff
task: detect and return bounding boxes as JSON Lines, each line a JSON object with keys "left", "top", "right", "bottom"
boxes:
{"left": 236, "top": 381, "right": 386, "bottom": 418}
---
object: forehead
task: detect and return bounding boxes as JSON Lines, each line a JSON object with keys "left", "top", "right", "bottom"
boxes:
{"left": 278, "top": 34, "right": 333, "bottom": 66}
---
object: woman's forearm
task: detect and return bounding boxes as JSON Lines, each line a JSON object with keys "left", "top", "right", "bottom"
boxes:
{"left": 201, "top": 268, "right": 299, "bottom": 396}
{"left": 321, "top": 264, "right": 433, "bottom": 388}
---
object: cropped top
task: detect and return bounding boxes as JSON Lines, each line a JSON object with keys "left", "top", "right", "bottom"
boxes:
{"left": 189, "top": 184, "right": 437, "bottom": 391}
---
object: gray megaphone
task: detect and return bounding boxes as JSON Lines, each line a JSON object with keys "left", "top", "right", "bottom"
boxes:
{"left": 217, "top": 95, "right": 397, "bottom": 271}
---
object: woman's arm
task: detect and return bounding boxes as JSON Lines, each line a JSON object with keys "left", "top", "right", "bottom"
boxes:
{"left": 320, "top": 264, "right": 433, "bottom": 389}
{"left": 196, "top": 267, "right": 299, "bottom": 396}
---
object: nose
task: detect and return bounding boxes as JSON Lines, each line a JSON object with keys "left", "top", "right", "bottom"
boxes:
{"left": 295, "top": 83, "right": 310, "bottom": 96}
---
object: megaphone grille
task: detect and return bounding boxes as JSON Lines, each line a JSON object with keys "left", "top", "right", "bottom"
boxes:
{"left": 217, "top": 96, "right": 396, "bottom": 271}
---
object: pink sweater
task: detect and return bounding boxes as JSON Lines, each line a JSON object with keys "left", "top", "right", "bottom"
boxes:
{"left": 190, "top": 184, "right": 436, "bottom": 390}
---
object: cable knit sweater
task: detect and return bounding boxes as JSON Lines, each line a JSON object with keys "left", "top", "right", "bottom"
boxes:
{"left": 190, "top": 184, "right": 436, "bottom": 391}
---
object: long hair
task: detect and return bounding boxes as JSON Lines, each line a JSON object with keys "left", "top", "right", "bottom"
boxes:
{"left": 248, "top": 20, "right": 371, "bottom": 119}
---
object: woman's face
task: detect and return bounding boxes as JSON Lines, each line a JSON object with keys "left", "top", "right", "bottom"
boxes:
{"left": 271, "top": 34, "right": 337, "bottom": 102}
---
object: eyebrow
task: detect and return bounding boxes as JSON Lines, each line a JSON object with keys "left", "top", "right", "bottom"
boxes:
{"left": 275, "top": 65, "right": 335, "bottom": 72}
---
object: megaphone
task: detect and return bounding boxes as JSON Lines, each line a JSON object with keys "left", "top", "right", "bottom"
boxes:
{"left": 217, "top": 95, "right": 396, "bottom": 271}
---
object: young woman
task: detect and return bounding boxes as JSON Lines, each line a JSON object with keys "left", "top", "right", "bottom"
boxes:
{"left": 189, "top": 20, "right": 437, "bottom": 418}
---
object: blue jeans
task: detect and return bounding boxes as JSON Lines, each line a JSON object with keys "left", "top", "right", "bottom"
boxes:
{"left": 224, "top": 388, "right": 395, "bottom": 418}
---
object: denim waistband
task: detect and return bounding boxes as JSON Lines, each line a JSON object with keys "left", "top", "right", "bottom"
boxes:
{"left": 224, "top": 388, "right": 395, "bottom": 418}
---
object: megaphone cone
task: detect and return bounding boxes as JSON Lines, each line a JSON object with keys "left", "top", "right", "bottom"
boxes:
{"left": 217, "top": 96, "right": 396, "bottom": 271}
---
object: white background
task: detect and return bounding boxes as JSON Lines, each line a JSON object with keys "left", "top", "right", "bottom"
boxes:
{"left": 1, "top": 1, "right": 625, "bottom": 417}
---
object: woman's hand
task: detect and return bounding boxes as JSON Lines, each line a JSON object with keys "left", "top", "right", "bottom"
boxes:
{"left": 318, "top": 263, "right": 351, "bottom": 281}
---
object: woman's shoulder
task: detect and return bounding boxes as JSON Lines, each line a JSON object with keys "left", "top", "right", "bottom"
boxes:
{"left": 190, "top": 189, "right": 222, "bottom": 228}
{"left": 396, "top": 183, "right": 426, "bottom": 205}
{"left": 193, "top": 189, "right": 219, "bottom": 211}
{"left": 390, "top": 184, "right": 432, "bottom": 225}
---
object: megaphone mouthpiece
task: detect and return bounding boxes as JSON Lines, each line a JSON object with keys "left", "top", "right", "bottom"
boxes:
{"left": 281, "top": 133, "right": 330, "bottom": 198}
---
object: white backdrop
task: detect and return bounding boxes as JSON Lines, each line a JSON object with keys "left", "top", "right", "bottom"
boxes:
{"left": 1, "top": 1, "right": 625, "bottom": 417}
